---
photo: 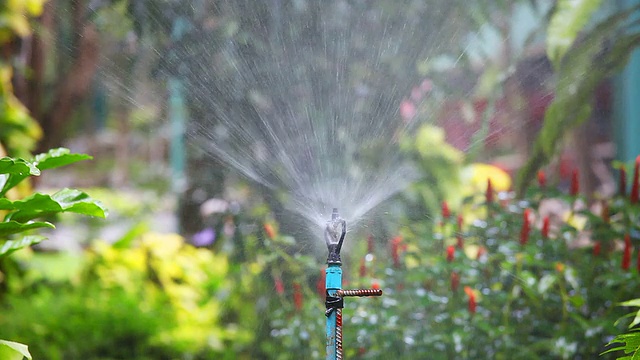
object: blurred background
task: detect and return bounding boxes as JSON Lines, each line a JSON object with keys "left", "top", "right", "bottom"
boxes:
{"left": 1, "top": 0, "right": 640, "bottom": 359}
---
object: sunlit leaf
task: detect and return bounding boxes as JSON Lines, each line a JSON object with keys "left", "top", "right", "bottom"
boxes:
{"left": 0, "top": 221, "right": 53, "bottom": 238}
{"left": 0, "top": 339, "right": 32, "bottom": 360}
{"left": 2, "top": 189, "right": 107, "bottom": 222}
{"left": 547, "top": 0, "right": 603, "bottom": 65}
{"left": 0, "top": 235, "right": 46, "bottom": 258}
{"left": 33, "top": 147, "right": 92, "bottom": 170}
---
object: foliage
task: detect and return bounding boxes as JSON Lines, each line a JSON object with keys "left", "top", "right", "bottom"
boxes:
{"left": 0, "top": 0, "right": 45, "bottom": 157}
{"left": 0, "top": 148, "right": 106, "bottom": 257}
{"left": 516, "top": 3, "right": 640, "bottom": 194}
{"left": 547, "top": 0, "right": 603, "bottom": 65}
{"left": 603, "top": 299, "right": 640, "bottom": 359}
{"left": 0, "top": 233, "right": 244, "bottom": 359}
{"left": 0, "top": 148, "right": 105, "bottom": 359}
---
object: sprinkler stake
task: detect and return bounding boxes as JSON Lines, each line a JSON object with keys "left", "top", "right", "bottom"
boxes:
{"left": 324, "top": 208, "right": 382, "bottom": 360}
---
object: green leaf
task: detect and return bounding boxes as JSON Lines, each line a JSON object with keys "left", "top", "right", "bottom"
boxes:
{"left": 0, "top": 158, "right": 40, "bottom": 176}
{"left": 33, "top": 147, "right": 92, "bottom": 170}
{"left": 0, "top": 339, "right": 32, "bottom": 360}
{"left": 0, "top": 221, "right": 54, "bottom": 237}
{"left": 547, "top": 0, "right": 603, "bottom": 66}
{"left": 0, "top": 158, "right": 40, "bottom": 196}
{"left": 2, "top": 188, "right": 107, "bottom": 222}
{"left": 601, "top": 329, "right": 640, "bottom": 358}
{"left": 0, "top": 235, "right": 47, "bottom": 258}
{"left": 621, "top": 299, "right": 640, "bottom": 308}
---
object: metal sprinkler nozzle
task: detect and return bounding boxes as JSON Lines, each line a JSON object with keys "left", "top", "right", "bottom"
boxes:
{"left": 325, "top": 208, "right": 346, "bottom": 264}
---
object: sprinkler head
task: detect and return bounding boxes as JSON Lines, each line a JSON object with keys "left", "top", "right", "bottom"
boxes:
{"left": 325, "top": 208, "right": 346, "bottom": 264}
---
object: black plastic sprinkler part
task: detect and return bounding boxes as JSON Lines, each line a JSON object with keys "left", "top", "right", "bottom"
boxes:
{"left": 325, "top": 208, "right": 346, "bottom": 264}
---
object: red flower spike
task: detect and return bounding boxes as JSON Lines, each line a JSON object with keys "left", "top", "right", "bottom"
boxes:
{"left": 359, "top": 258, "right": 366, "bottom": 278}
{"left": 464, "top": 286, "right": 476, "bottom": 315}
{"left": 486, "top": 178, "right": 494, "bottom": 204}
{"left": 367, "top": 234, "right": 374, "bottom": 254}
{"left": 570, "top": 169, "right": 579, "bottom": 196}
{"left": 316, "top": 268, "right": 326, "bottom": 298}
{"left": 520, "top": 209, "right": 531, "bottom": 245}
{"left": 631, "top": 155, "right": 640, "bottom": 203}
{"left": 537, "top": 170, "right": 546, "bottom": 188}
{"left": 450, "top": 271, "right": 460, "bottom": 292}
{"left": 441, "top": 201, "right": 451, "bottom": 219}
{"left": 456, "top": 214, "right": 464, "bottom": 248}
{"left": 619, "top": 166, "right": 627, "bottom": 197}
{"left": 264, "top": 223, "right": 276, "bottom": 239}
{"left": 622, "top": 234, "right": 632, "bottom": 271}
{"left": 541, "top": 216, "right": 550, "bottom": 239}
{"left": 371, "top": 282, "right": 381, "bottom": 290}
{"left": 274, "top": 276, "right": 285, "bottom": 296}
{"left": 446, "top": 245, "right": 455, "bottom": 262}
{"left": 391, "top": 236, "right": 403, "bottom": 268}
{"left": 293, "top": 282, "right": 303, "bottom": 311}
{"left": 593, "top": 242, "right": 601, "bottom": 257}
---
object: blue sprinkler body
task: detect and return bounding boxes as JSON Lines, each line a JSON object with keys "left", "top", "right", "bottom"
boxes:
{"left": 324, "top": 208, "right": 381, "bottom": 360}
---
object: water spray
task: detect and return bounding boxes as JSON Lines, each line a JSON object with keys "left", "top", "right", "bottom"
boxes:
{"left": 324, "top": 208, "right": 382, "bottom": 360}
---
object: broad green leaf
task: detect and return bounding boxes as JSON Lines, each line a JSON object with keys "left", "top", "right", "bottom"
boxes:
{"left": 621, "top": 299, "right": 640, "bottom": 308}
{"left": 0, "top": 221, "right": 54, "bottom": 237}
{"left": 0, "top": 339, "right": 32, "bottom": 360}
{"left": 0, "top": 235, "right": 46, "bottom": 258}
{"left": 2, "top": 189, "right": 107, "bottom": 222}
{"left": 0, "top": 158, "right": 40, "bottom": 176}
{"left": 0, "top": 158, "right": 40, "bottom": 196}
{"left": 33, "top": 147, "right": 92, "bottom": 170}
{"left": 547, "top": 0, "right": 603, "bottom": 66}
{"left": 601, "top": 329, "right": 640, "bottom": 358}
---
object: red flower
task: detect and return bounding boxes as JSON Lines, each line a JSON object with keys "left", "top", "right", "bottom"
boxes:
{"left": 372, "top": 281, "right": 381, "bottom": 290}
{"left": 264, "top": 223, "right": 276, "bottom": 239}
{"left": 570, "top": 169, "right": 579, "bottom": 196}
{"left": 619, "top": 165, "right": 627, "bottom": 197}
{"left": 520, "top": 209, "right": 531, "bottom": 245}
{"left": 293, "top": 282, "right": 303, "bottom": 311}
{"left": 441, "top": 201, "right": 451, "bottom": 218}
{"left": 456, "top": 214, "right": 464, "bottom": 249}
{"left": 593, "top": 242, "right": 601, "bottom": 257}
{"left": 486, "top": 178, "right": 494, "bottom": 204}
{"left": 316, "top": 268, "right": 326, "bottom": 298}
{"left": 391, "top": 236, "right": 403, "bottom": 268}
{"left": 631, "top": 155, "right": 639, "bottom": 203}
{"left": 541, "top": 216, "right": 550, "bottom": 239}
{"left": 476, "top": 246, "right": 486, "bottom": 260}
{"left": 446, "top": 245, "right": 455, "bottom": 262}
{"left": 537, "top": 170, "right": 546, "bottom": 188}
{"left": 367, "top": 234, "right": 374, "bottom": 254}
{"left": 359, "top": 258, "right": 367, "bottom": 278}
{"left": 450, "top": 271, "right": 460, "bottom": 292}
{"left": 464, "top": 286, "right": 476, "bottom": 315}
{"left": 274, "top": 276, "right": 285, "bottom": 295}
{"left": 623, "top": 234, "right": 632, "bottom": 271}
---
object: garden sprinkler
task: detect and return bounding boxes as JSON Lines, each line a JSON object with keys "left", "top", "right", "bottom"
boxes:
{"left": 324, "top": 208, "right": 382, "bottom": 360}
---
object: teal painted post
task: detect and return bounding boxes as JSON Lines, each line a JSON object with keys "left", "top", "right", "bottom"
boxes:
{"left": 325, "top": 264, "right": 342, "bottom": 360}
{"left": 168, "top": 78, "right": 186, "bottom": 192}
{"left": 615, "top": 0, "right": 640, "bottom": 165}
